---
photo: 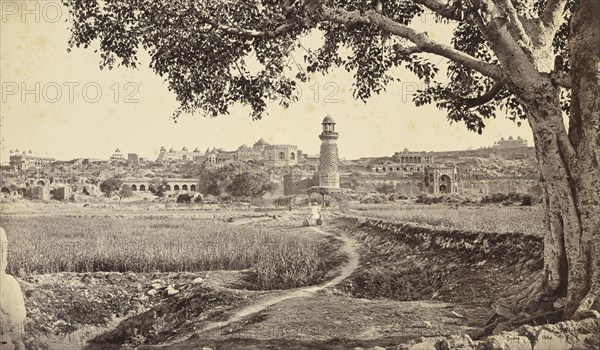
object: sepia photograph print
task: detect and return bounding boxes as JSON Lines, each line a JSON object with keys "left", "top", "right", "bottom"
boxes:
{"left": 1, "top": 0, "right": 599, "bottom": 349}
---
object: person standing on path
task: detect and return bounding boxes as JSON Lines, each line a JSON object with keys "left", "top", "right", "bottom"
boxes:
{"left": 310, "top": 202, "right": 321, "bottom": 225}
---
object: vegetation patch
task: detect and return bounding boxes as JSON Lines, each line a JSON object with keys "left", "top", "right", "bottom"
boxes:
{"left": 333, "top": 217, "right": 542, "bottom": 307}
{"left": 0, "top": 216, "right": 335, "bottom": 291}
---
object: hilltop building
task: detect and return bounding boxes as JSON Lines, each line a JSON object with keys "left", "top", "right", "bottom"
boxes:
{"left": 110, "top": 149, "right": 125, "bottom": 162}
{"left": 8, "top": 150, "right": 55, "bottom": 171}
{"left": 372, "top": 149, "right": 435, "bottom": 173}
{"left": 493, "top": 136, "right": 528, "bottom": 149}
{"left": 127, "top": 153, "right": 139, "bottom": 165}
{"left": 156, "top": 146, "right": 204, "bottom": 162}
{"left": 204, "top": 139, "right": 302, "bottom": 168}
{"left": 392, "top": 149, "right": 434, "bottom": 167}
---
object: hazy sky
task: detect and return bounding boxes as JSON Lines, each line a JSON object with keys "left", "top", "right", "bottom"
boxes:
{"left": 0, "top": 1, "right": 534, "bottom": 162}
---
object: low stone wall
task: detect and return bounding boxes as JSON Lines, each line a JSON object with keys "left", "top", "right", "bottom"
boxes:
{"left": 356, "top": 218, "right": 543, "bottom": 262}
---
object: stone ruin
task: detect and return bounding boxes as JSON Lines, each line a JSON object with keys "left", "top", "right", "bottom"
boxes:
{"left": 0, "top": 227, "right": 26, "bottom": 350}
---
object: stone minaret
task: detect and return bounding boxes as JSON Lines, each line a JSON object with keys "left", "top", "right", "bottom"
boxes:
{"left": 318, "top": 115, "right": 340, "bottom": 188}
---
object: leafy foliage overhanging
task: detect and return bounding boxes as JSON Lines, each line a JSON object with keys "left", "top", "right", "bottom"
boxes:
{"left": 63, "top": 0, "right": 572, "bottom": 133}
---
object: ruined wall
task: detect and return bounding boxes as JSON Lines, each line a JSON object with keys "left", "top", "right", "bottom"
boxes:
{"left": 459, "top": 178, "right": 539, "bottom": 194}
{"left": 283, "top": 175, "right": 316, "bottom": 196}
{"left": 356, "top": 218, "right": 543, "bottom": 263}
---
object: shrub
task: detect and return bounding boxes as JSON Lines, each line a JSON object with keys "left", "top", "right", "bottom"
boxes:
{"left": 481, "top": 192, "right": 536, "bottom": 206}
{"left": 416, "top": 194, "right": 445, "bottom": 204}
{"left": 176, "top": 194, "right": 192, "bottom": 204}
{"left": 521, "top": 195, "right": 534, "bottom": 206}
{"left": 375, "top": 182, "right": 396, "bottom": 194}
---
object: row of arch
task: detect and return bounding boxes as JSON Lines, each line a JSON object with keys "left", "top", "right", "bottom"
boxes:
{"left": 373, "top": 166, "right": 419, "bottom": 173}
{"left": 397, "top": 156, "right": 424, "bottom": 164}
{"left": 126, "top": 184, "right": 197, "bottom": 192}
{"left": 267, "top": 152, "right": 296, "bottom": 161}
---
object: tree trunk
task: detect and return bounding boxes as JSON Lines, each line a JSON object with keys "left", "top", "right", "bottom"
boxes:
{"left": 523, "top": 81, "right": 575, "bottom": 301}
{"left": 519, "top": 0, "right": 600, "bottom": 320}
{"left": 565, "top": 0, "right": 600, "bottom": 318}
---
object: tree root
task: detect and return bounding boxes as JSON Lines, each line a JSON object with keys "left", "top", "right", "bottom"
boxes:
{"left": 475, "top": 310, "right": 564, "bottom": 339}
{"left": 510, "top": 276, "right": 562, "bottom": 317}
{"left": 573, "top": 288, "right": 599, "bottom": 320}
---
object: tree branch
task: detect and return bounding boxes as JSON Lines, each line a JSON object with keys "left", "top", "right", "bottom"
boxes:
{"left": 541, "top": 0, "right": 568, "bottom": 31}
{"left": 200, "top": 17, "right": 299, "bottom": 38}
{"left": 320, "top": 6, "right": 506, "bottom": 81}
{"left": 392, "top": 43, "right": 422, "bottom": 56}
{"left": 412, "top": 0, "right": 464, "bottom": 21}
{"left": 460, "top": 81, "right": 504, "bottom": 108}
{"left": 550, "top": 71, "right": 572, "bottom": 89}
{"left": 493, "top": 0, "right": 532, "bottom": 48}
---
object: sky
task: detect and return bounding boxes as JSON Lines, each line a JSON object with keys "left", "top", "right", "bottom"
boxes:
{"left": 0, "top": 1, "right": 534, "bottom": 163}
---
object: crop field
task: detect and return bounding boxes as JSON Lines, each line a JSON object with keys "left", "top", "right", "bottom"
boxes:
{"left": 349, "top": 203, "right": 546, "bottom": 236}
{"left": 0, "top": 215, "right": 332, "bottom": 290}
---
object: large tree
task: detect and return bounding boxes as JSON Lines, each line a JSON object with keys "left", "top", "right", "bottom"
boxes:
{"left": 64, "top": 0, "right": 598, "bottom": 323}
{"left": 227, "top": 172, "right": 274, "bottom": 197}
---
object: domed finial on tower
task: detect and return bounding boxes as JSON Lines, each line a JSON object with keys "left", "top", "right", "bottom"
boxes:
{"left": 322, "top": 115, "right": 335, "bottom": 124}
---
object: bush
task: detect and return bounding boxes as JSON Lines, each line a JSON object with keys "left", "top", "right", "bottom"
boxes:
{"left": 388, "top": 193, "right": 408, "bottom": 201}
{"left": 375, "top": 182, "right": 396, "bottom": 194}
{"left": 274, "top": 196, "right": 294, "bottom": 207}
{"left": 481, "top": 192, "right": 536, "bottom": 205}
{"left": 521, "top": 195, "right": 534, "bottom": 206}
{"left": 194, "top": 195, "right": 203, "bottom": 204}
{"left": 359, "top": 194, "right": 386, "bottom": 204}
{"left": 415, "top": 194, "right": 445, "bottom": 204}
{"left": 176, "top": 194, "right": 192, "bottom": 204}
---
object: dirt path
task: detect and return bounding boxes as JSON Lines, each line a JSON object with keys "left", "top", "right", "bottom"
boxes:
{"left": 193, "top": 225, "right": 360, "bottom": 335}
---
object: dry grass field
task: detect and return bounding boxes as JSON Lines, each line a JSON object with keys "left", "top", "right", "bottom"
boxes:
{"left": 349, "top": 203, "right": 545, "bottom": 236}
{"left": 0, "top": 215, "right": 332, "bottom": 290}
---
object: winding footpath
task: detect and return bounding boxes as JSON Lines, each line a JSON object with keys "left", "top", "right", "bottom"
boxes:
{"left": 196, "top": 224, "right": 360, "bottom": 334}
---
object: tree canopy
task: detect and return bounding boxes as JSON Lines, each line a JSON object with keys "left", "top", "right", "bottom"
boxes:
{"left": 64, "top": 0, "right": 571, "bottom": 132}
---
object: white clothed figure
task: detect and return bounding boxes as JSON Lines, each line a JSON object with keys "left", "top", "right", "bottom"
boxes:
{"left": 1, "top": 227, "right": 26, "bottom": 350}
{"left": 310, "top": 202, "right": 321, "bottom": 222}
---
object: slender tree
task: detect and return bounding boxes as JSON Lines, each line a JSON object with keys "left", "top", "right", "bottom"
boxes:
{"left": 64, "top": 0, "right": 598, "bottom": 322}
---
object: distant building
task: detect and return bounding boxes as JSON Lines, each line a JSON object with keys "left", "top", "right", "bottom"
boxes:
{"left": 127, "top": 153, "right": 139, "bottom": 165}
{"left": 111, "top": 149, "right": 125, "bottom": 162}
{"left": 263, "top": 144, "right": 298, "bottom": 167}
{"left": 29, "top": 185, "right": 50, "bottom": 200}
{"left": 8, "top": 150, "right": 55, "bottom": 171}
{"left": 203, "top": 139, "right": 303, "bottom": 168}
{"left": 424, "top": 164, "right": 459, "bottom": 194}
{"left": 122, "top": 178, "right": 199, "bottom": 192}
{"left": 52, "top": 186, "right": 72, "bottom": 200}
{"left": 371, "top": 149, "right": 434, "bottom": 173}
{"left": 156, "top": 146, "right": 203, "bottom": 162}
{"left": 392, "top": 149, "right": 434, "bottom": 165}
{"left": 493, "top": 136, "right": 527, "bottom": 149}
